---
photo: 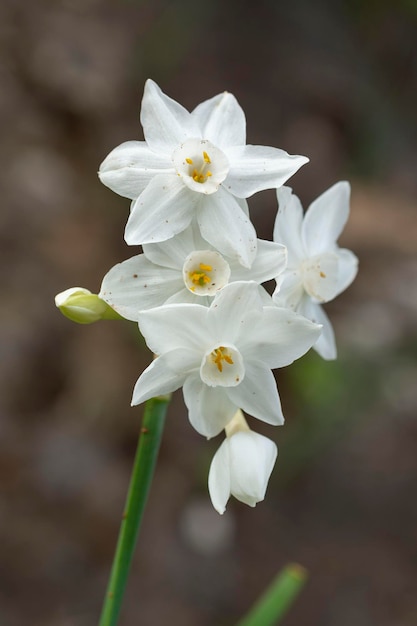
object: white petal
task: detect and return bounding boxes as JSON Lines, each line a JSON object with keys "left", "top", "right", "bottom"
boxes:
{"left": 273, "top": 187, "right": 306, "bottom": 265}
{"left": 273, "top": 270, "right": 304, "bottom": 310}
{"left": 258, "top": 285, "right": 275, "bottom": 306}
{"left": 142, "top": 227, "right": 196, "bottom": 269}
{"left": 239, "top": 306, "right": 322, "bottom": 368}
{"left": 302, "top": 181, "right": 351, "bottom": 255}
{"left": 297, "top": 297, "right": 337, "bottom": 360}
{"left": 138, "top": 303, "right": 210, "bottom": 355}
{"left": 187, "top": 219, "right": 214, "bottom": 246}
{"left": 334, "top": 248, "right": 359, "bottom": 296}
{"left": 191, "top": 91, "right": 246, "bottom": 148}
{"left": 140, "top": 79, "right": 199, "bottom": 155}
{"left": 99, "top": 255, "right": 184, "bottom": 320}
{"left": 236, "top": 196, "right": 250, "bottom": 216}
{"left": 207, "top": 281, "right": 264, "bottom": 343}
{"left": 197, "top": 187, "right": 257, "bottom": 268}
{"left": 164, "top": 288, "right": 208, "bottom": 305}
{"left": 98, "top": 141, "right": 173, "bottom": 199}
{"left": 229, "top": 432, "right": 277, "bottom": 507}
{"left": 131, "top": 351, "right": 191, "bottom": 405}
{"left": 226, "top": 362, "right": 284, "bottom": 425}
{"left": 230, "top": 239, "right": 287, "bottom": 284}
{"left": 224, "top": 145, "right": 309, "bottom": 198}
{"left": 125, "top": 174, "right": 197, "bottom": 245}
{"left": 183, "top": 374, "right": 237, "bottom": 438}
{"left": 208, "top": 439, "right": 231, "bottom": 514}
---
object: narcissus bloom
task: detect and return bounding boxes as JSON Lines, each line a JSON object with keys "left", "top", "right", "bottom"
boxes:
{"left": 273, "top": 182, "right": 358, "bottom": 360}
{"left": 132, "top": 281, "right": 321, "bottom": 437}
{"left": 208, "top": 410, "right": 277, "bottom": 514}
{"left": 99, "top": 79, "right": 308, "bottom": 268}
{"left": 99, "top": 222, "right": 287, "bottom": 319}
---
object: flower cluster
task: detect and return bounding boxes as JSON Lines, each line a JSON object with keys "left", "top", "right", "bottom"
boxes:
{"left": 57, "top": 80, "right": 358, "bottom": 514}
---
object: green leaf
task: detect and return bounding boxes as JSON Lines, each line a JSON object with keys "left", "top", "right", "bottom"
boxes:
{"left": 236, "top": 563, "right": 307, "bottom": 626}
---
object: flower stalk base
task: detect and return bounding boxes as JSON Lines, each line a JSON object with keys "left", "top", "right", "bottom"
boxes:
{"left": 98, "top": 395, "right": 170, "bottom": 626}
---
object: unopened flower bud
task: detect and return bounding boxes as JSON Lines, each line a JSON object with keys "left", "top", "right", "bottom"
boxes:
{"left": 208, "top": 411, "right": 277, "bottom": 514}
{"left": 55, "top": 287, "right": 121, "bottom": 324}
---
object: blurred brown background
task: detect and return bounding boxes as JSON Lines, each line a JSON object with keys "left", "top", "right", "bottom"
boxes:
{"left": 1, "top": 1, "right": 417, "bottom": 625}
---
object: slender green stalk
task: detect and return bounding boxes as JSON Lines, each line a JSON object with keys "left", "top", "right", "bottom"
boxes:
{"left": 98, "top": 395, "right": 170, "bottom": 626}
{"left": 236, "top": 563, "right": 308, "bottom": 626}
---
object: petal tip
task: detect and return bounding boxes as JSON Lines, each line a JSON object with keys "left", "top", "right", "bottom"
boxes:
{"left": 295, "top": 154, "right": 310, "bottom": 167}
{"left": 144, "top": 77, "right": 158, "bottom": 91}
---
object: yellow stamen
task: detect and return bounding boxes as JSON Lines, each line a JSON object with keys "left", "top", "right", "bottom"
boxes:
{"left": 192, "top": 170, "right": 206, "bottom": 183}
{"left": 199, "top": 263, "right": 212, "bottom": 272}
{"left": 212, "top": 347, "right": 234, "bottom": 373}
{"left": 189, "top": 271, "right": 211, "bottom": 286}
{"left": 187, "top": 151, "right": 213, "bottom": 183}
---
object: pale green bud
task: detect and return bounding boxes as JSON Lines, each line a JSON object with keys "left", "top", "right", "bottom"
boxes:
{"left": 55, "top": 287, "right": 122, "bottom": 324}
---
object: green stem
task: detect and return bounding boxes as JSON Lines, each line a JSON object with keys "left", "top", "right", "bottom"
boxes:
{"left": 236, "top": 563, "right": 308, "bottom": 626}
{"left": 98, "top": 395, "right": 170, "bottom": 626}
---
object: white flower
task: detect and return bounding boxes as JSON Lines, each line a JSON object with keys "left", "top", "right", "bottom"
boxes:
{"left": 99, "top": 222, "right": 287, "bottom": 320}
{"left": 273, "top": 182, "right": 358, "bottom": 360}
{"left": 132, "top": 281, "right": 321, "bottom": 438}
{"left": 208, "top": 410, "right": 277, "bottom": 514}
{"left": 98, "top": 79, "right": 308, "bottom": 268}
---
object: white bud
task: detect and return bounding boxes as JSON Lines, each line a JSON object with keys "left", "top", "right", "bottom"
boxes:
{"left": 208, "top": 427, "right": 277, "bottom": 514}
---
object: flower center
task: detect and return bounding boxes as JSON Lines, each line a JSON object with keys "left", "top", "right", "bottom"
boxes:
{"left": 212, "top": 346, "right": 234, "bottom": 372}
{"left": 172, "top": 138, "right": 229, "bottom": 195}
{"left": 182, "top": 250, "right": 231, "bottom": 296}
{"left": 186, "top": 151, "right": 213, "bottom": 184}
{"left": 190, "top": 263, "right": 212, "bottom": 286}
{"left": 200, "top": 343, "right": 245, "bottom": 387}
{"left": 301, "top": 253, "right": 340, "bottom": 302}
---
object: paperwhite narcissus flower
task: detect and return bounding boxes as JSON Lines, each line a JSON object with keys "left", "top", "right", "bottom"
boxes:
{"left": 132, "top": 281, "right": 321, "bottom": 438}
{"left": 99, "top": 222, "right": 287, "bottom": 319}
{"left": 272, "top": 182, "right": 358, "bottom": 360}
{"left": 98, "top": 79, "right": 308, "bottom": 268}
{"left": 208, "top": 410, "right": 277, "bottom": 514}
